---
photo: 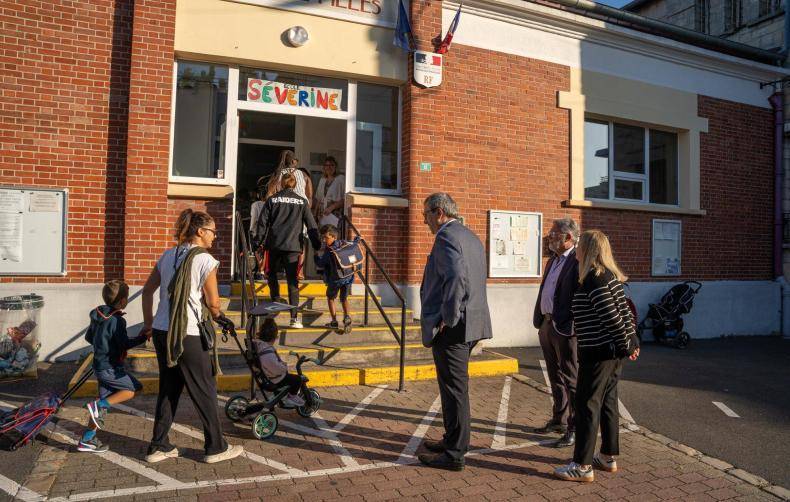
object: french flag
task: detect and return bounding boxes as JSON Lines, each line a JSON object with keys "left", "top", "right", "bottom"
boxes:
{"left": 437, "top": 4, "right": 461, "bottom": 54}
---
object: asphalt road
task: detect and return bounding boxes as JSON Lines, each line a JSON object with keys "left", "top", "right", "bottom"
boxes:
{"left": 495, "top": 336, "right": 790, "bottom": 489}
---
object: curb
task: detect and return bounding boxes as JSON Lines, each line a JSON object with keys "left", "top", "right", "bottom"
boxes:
{"left": 510, "top": 373, "right": 789, "bottom": 500}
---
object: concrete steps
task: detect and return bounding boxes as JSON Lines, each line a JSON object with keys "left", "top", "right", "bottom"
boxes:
{"left": 66, "top": 281, "right": 518, "bottom": 396}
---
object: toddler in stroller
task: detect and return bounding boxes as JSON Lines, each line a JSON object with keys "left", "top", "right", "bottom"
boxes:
{"left": 637, "top": 281, "right": 701, "bottom": 348}
{"left": 220, "top": 315, "right": 321, "bottom": 440}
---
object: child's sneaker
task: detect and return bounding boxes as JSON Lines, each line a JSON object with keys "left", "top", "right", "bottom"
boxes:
{"left": 593, "top": 452, "right": 617, "bottom": 472}
{"left": 554, "top": 462, "right": 594, "bottom": 482}
{"left": 85, "top": 400, "right": 106, "bottom": 430}
{"left": 77, "top": 436, "right": 109, "bottom": 453}
{"left": 283, "top": 393, "right": 306, "bottom": 407}
{"left": 289, "top": 318, "right": 303, "bottom": 329}
{"left": 343, "top": 315, "right": 353, "bottom": 334}
{"left": 326, "top": 320, "right": 339, "bottom": 330}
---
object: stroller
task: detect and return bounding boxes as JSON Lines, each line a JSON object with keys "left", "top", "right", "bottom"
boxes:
{"left": 219, "top": 306, "right": 322, "bottom": 440}
{"left": 0, "top": 367, "right": 94, "bottom": 451}
{"left": 637, "top": 281, "right": 702, "bottom": 349}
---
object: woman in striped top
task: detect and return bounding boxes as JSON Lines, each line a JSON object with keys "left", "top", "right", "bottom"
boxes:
{"left": 554, "top": 230, "right": 639, "bottom": 483}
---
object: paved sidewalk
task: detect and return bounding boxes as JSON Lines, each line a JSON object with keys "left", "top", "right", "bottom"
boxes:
{"left": 0, "top": 373, "right": 784, "bottom": 501}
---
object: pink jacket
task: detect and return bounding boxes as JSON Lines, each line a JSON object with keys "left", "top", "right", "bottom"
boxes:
{"left": 252, "top": 339, "right": 288, "bottom": 383}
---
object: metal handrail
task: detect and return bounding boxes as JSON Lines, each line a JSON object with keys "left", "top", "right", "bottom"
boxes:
{"left": 234, "top": 210, "right": 261, "bottom": 401}
{"left": 340, "top": 214, "right": 407, "bottom": 391}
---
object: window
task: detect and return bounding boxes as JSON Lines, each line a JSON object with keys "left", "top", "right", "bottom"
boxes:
{"left": 172, "top": 61, "right": 228, "bottom": 180}
{"left": 355, "top": 83, "right": 399, "bottom": 191}
{"left": 584, "top": 119, "right": 678, "bottom": 205}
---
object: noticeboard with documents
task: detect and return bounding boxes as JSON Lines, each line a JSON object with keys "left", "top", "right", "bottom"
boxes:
{"left": 488, "top": 210, "right": 542, "bottom": 278}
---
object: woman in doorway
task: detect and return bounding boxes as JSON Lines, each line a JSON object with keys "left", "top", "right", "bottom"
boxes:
{"left": 266, "top": 150, "right": 313, "bottom": 204}
{"left": 313, "top": 155, "right": 345, "bottom": 227}
{"left": 141, "top": 209, "right": 243, "bottom": 465}
{"left": 554, "top": 230, "right": 639, "bottom": 483}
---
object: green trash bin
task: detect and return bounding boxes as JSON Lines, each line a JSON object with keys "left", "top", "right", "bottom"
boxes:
{"left": 0, "top": 294, "right": 43, "bottom": 379}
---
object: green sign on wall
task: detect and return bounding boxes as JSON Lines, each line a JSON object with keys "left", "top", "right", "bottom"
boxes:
{"left": 419, "top": 162, "right": 432, "bottom": 172}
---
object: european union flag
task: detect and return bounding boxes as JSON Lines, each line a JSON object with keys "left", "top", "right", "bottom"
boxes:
{"left": 393, "top": 0, "right": 415, "bottom": 52}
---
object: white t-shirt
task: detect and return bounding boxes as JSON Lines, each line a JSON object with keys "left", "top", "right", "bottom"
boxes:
{"left": 152, "top": 244, "right": 220, "bottom": 336}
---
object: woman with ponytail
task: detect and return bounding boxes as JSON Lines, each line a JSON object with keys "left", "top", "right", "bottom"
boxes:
{"left": 141, "top": 209, "right": 243, "bottom": 465}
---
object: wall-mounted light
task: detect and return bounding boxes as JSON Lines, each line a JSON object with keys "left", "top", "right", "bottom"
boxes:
{"left": 287, "top": 26, "right": 309, "bottom": 47}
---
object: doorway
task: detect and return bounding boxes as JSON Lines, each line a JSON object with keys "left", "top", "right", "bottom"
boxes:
{"left": 236, "top": 110, "right": 347, "bottom": 279}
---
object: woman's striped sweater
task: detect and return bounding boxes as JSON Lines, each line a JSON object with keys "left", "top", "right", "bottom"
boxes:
{"left": 571, "top": 269, "right": 636, "bottom": 361}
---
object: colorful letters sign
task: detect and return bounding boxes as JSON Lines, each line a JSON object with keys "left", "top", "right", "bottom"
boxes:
{"left": 247, "top": 79, "right": 343, "bottom": 111}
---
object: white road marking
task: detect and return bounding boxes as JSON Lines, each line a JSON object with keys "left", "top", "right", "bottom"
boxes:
{"left": 618, "top": 399, "right": 637, "bottom": 427}
{"left": 538, "top": 359, "right": 551, "bottom": 389}
{"left": 0, "top": 399, "right": 182, "bottom": 488}
{"left": 332, "top": 385, "right": 387, "bottom": 433}
{"left": 0, "top": 473, "right": 44, "bottom": 502}
{"left": 312, "top": 412, "right": 359, "bottom": 468}
{"left": 491, "top": 376, "right": 512, "bottom": 449}
{"left": 713, "top": 401, "right": 740, "bottom": 418}
{"left": 396, "top": 395, "right": 441, "bottom": 463}
{"left": 114, "top": 402, "right": 305, "bottom": 475}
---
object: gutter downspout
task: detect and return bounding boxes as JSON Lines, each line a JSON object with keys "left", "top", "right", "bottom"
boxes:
{"left": 533, "top": 0, "right": 783, "bottom": 65}
{"left": 784, "top": 0, "right": 790, "bottom": 62}
{"left": 770, "top": 92, "right": 788, "bottom": 337}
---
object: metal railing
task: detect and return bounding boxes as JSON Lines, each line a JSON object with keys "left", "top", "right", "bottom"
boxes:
{"left": 234, "top": 210, "right": 261, "bottom": 401}
{"left": 340, "top": 214, "right": 408, "bottom": 392}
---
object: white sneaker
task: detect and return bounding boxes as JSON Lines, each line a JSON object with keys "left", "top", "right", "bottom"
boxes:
{"left": 289, "top": 319, "right": 303, "bottom": 329}
{"left": 283, "top": 393, "right": 306, "bottom": 407}
{"left": 554, "top": 462, "right": 594, "bottom": 482}
{"left": 203, "top": 444, "right": 244, "bottom": 464}
{"left": 593, "top": 452, "right": 617, "bottom": 473}
{"left": 145, "top": 447, "right": 179, "bottom": 463}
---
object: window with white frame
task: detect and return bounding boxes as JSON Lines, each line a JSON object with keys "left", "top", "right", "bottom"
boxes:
{"left": 355, "top": 83, "right": 400, "bottom": 192}
{"left": 171, "top": 61, "right": 229, "bottom": 181}
{"left": 584, "top": 119, "right": 679, "bottom": 205}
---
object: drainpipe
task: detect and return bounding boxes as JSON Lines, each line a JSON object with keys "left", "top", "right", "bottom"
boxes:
{"left": 531, "top": 0, "right": 783, "bottom": 65}
{"left": 771, "top": 91, "right": 790, "bottom": 337}
{"left": 785, "top": 0, "right": 790, "bottom": 62}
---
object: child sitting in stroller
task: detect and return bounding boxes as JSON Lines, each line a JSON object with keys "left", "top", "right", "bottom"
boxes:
{"left": 252, "top": 318, "right": 305, "bottom": 407}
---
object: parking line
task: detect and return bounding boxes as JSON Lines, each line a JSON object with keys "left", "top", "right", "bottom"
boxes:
{"left": 0, "top": 473, "right": 44, "bottom": 502}
{"left": 114, "top": 402, "right": 305, "bottom": 475}
{"left": 311, "top": 412, "right": 359, "bottom": 468}
{"left": 397, "top": 395, "right": 441, "bottom": 463}
{"left": 332, "top": 385, "right": 387, "bottom": 433}
{"left": 491, "top": 376, "right": 511, "bottom": 449}
{"left": 538, "top": 359, "right": 551, "bottom": 389}
{"left": 712, "top": 401, "right": 740, "bottom": 418}
{"left": 618, "top": 399, "right": 636, "bottom": 425}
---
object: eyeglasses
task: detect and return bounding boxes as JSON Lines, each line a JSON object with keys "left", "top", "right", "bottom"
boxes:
{"left": 201, "top": 227, "right": 217, "bottom": 236}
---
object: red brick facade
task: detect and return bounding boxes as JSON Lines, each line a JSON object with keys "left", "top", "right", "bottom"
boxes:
{"left": 0, "top": 0, "right": 774, "bottom": 288}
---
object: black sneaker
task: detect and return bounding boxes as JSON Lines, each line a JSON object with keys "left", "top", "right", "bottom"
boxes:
{"left": 326, "top": 320, "right": 339, "bottom": 330}
{"left": 343, "top": 316, "right": 353, "bottom": 334}
{"left": 77, "top": 436, "right": 109, "bottom": 453}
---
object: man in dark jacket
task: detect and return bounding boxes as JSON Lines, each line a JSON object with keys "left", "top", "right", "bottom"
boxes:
{"left": 418, "top": 192, "right": 493, "bottom": 471}
{"left": 257, "top": 172, "right": 321, "bottom": 328}
{"left": 533, "top": 217, "right": 580, "bottom": 448}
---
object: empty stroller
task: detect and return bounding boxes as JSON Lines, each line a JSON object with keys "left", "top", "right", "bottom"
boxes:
{"left": 637, "top": 281, "right": 701, "bottom": 348}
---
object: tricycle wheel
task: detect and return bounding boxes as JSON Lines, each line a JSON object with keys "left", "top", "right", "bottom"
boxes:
{"left": 297, "top": 389, "right": 321, "bottom": 418}
{"left": 225, "top": 395, "right": 249, "bottom": 422}
{"left": 676, "top": 331, "right": 690, "bottom": 349}
{"left": 252, "top": 412, "right": 278, "bottom": 440}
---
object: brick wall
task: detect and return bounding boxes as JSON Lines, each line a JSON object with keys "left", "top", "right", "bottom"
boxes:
{"left": 0, "top": 0, "right": 132, "bottom": 283}
{"left": 347, "top": 206, "right": 408, "bottom": 284}
{"left": 399, "top": 5, "right": 773, "bottom": 285}
{"left": 123, "top": 0, "right": 176, "bottom": 285}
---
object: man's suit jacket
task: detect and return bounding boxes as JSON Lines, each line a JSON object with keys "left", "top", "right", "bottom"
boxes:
{"left": 420, "top": 220, "right": 493, "bottom": 347}
{"left": 532, "top": 249, "right": 579, "bottom": 335}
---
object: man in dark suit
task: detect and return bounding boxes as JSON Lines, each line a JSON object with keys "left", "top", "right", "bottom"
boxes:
{"left": 533, "top": 217, "right": 580, "bottom": 448}
{"left": 418, "top": 193, "right": 493, "bottom": 471}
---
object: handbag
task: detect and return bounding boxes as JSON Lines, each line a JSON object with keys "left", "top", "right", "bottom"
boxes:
{"left": 189, "top": 300, "right": 216, "bottom": 351}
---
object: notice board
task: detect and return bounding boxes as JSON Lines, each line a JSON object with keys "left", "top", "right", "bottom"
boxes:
{"left": 489, "top": 210, "right": 542, "bottom": 278}
{"left": 652, "top": 219, "right": 681, "bottom": 276}
{"left": 0, "top": 187, "right": 67, "bottom": 276}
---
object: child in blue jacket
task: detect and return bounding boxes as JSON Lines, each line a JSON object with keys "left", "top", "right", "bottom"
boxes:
{"left": 314, "top": 225, "right": 356, "bottom": 334}
{"left": 78, "top": 280, "right": 149, "bottom": 453}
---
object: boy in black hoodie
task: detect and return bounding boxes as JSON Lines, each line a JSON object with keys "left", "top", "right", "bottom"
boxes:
{"left": 78, "top": 280, "right": 149, "bottom": 453}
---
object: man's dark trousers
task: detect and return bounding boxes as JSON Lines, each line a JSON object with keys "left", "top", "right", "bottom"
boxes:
{"left": 538, "top": 316, "right": 578, "bottom": 431}
{"left": 432, "top": 322, "right": 473, "bottom": 462}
